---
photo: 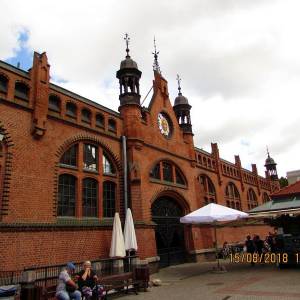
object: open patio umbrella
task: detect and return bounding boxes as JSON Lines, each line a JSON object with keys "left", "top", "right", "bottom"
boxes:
{"left": 109, "top": 212, "right": 126, "bottom": 258}
{"left": 124, "top": 208, "right": 138, "bottom": 252}
{"left": 180, "top": 203, "right": 249, "bottom": 270}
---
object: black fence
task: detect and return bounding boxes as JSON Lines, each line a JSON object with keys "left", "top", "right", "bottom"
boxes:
{"left": 0, "top": 255, "right": 138, "bottom": 287}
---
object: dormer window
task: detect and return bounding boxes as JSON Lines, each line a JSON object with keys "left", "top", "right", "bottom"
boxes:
{"left": 66, "top": 102, "right": 77, "bottom": 118}
{"left": 96, "top": 114, "right": 104, "bottom": 128}
{"left": 82, "top": 108, "right": 91, "bottom": 124}
{"left": 15, "top": 81, "right": 29, "bottom": 101}
{"left": 108, "top": 119, "right": 116, "bottom": 133}
{"left": 0, "top": 74, "right": 8, "bottom": 94}
{"left": 48, "top": 94, "right": 61, "bottom": 112}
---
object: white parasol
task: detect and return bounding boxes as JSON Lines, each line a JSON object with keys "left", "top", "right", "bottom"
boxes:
{"left": 109, "top": 212, "right": 126, "bottom": 258}
{"left": 124, "top": 208, "right": 138, "bottom": 251}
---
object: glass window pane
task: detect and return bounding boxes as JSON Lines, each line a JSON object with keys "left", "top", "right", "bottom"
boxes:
{"left": 58, "top": 174, "right": 76, "bottom": 217}
{"left": 150, "top": 163, "right": 160, "bottom": 180}
{"left": 103, "top": 181, "right": 116, "bottom": 217}
{"left": 60, "top": 145, "right": 77, "bottom": 167}
{"left": 103, "top": 155, "right": 115, "bottom": 175}
{"left": 84, "top": 144, "right": 98, "bottom": 171}
{"left": 175, "top": 168, "right": 185, "bottom": 185}
{"left": 162, "top": 162, "right": 173, "bottom": 182}
{"left": 82, "top": 178, "right": 98, "bottom": 217}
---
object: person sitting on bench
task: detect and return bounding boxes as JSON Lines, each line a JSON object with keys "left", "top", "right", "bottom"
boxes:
{"left": 56, "top": 262, "right": 81, "bottom": 300}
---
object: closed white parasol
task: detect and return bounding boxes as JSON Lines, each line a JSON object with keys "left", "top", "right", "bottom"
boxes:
{"left": 180, "top": 203, "right": 249, "bottom": 270}
{"left": 109, "top": 212, "right": 126, "bottom": 258}
{"left": 124, "top": 208, "right": 138, "bottom": 251}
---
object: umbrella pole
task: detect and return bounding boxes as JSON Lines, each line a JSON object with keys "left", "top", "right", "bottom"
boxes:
{"left": 214, "top": 224, "right": 220, "bottom": 269}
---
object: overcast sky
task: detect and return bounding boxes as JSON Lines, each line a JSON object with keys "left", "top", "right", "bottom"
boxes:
{"left": 1, "top": 0, "right": 299, "bottom": 178}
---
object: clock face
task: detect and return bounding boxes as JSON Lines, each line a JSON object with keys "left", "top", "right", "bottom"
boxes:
{"left": 158, "top": 113, "right": 171, "bottom": 137}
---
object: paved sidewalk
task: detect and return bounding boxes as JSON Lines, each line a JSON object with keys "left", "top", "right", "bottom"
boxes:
{"left": 121, "top": 260, "right": 300, "bottom": 300}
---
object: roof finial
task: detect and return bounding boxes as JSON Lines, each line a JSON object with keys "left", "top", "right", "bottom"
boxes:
{"left": 124, "top": 33, "right": 130, "bottom": 58}
{"left": 176, "top": 74, "right": 182, "bottom": 95}
{"left": 152, "top": 36, "right": 161, "bottom": 74}
{"left": 266, "top": 146, "right": 270, "bottom": 157}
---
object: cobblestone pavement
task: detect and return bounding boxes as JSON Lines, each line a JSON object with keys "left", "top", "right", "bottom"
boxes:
{"left": 121, "top": 260, "right": 300, "bottom": 300}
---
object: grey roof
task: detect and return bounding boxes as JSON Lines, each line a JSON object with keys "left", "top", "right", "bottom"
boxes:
{"left": 120, "top": 56, "right": 138, "bottom": 70}
{"left": 174, "top": 94, "right": 189, "bottom": 106}
{"left": 249, "top": 195, "right": 300, "bottom": 214}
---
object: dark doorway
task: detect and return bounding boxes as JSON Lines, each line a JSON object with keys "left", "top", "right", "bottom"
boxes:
{"left": 152, "top": 196, "right": 186, "bottom": 267}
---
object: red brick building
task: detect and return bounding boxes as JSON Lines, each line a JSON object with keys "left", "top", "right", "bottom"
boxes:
{"left": 0, "top": 45, "right": 280, "bottom": 271}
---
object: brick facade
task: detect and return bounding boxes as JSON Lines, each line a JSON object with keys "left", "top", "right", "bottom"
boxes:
{"left": 0, "top": 51, "right": 279, "bottom": 271}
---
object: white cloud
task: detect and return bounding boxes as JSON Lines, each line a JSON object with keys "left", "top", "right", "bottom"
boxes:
{"left": 1, "top": 0, "right": 299, "bottom": 178}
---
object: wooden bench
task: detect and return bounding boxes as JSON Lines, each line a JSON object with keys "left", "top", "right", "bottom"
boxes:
{"left": 100, "top": 272, "right": 143, "bottom": 299}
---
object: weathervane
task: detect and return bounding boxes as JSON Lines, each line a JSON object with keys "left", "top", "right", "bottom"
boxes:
{"left": 124, "top": 33, "right": 130, "bottom": 58}
{"left": 152, "top": 36, "right": 161, "bottom": 73}
{"left": 176, "top": 74, "right": 182, "bottom": 95}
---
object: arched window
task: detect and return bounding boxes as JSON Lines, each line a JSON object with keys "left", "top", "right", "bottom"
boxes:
{"left": 108, "top": 119, "right": 116, "bottom": 133}
{"left": 58, "top": 142, "right": 118, "bottom": 218}
{"left": 66, "top": 102, "right": 77, "bottom": 118}
{"left": 60, "top": 144, "right": 77, "bottom": 167}
{"left": 15, "top": 81, "right": 29, "bottom": 101}
{"left": 262, "top": 192, "right": 270, "bottom": 203}
{"left": 58, "top": 174, "right": 76, "bottom": 216}
{"left": 247, "top": 188, "right": 258, "bottom": 210}
{"left": 82, "top": 178, "right": 98, "bottom": 217}
{"left": 199, "top": 175, "right": 217, "bottom": 203}
{"left": 150, "top": 160, "right": 186, "bottom": 186}
{"left": 103, "top": 181, "right": 116, "bottom": 217}
{"left": 96, "top": 114, "right": 104, "bottom": 128}
{"left": 103, "top": 154, "right": 115, "bottom": 175}
{"left": 0, "top": 74, "right": 8, "bottom": 94}
{"left": 48, "top": 94, "right": 61, "bottom": 112}
{"left": 225, "top": 182, "right": 241, "bottom": 209}
{"left": 82, "top": 108, "right": 91, "bottom": 124}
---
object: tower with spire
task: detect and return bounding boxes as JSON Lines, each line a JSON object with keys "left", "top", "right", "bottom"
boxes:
{"left": 116, "top": 33, "right": 142, "bottom": 108}
{"left": 116, "top": 34, "right": 142, "bottom": 138}
{"left": 173, "top": 74, "right": 193, "bottom": 134}
{"left": 265, "top": 148, "right": 278, "bottom": 180}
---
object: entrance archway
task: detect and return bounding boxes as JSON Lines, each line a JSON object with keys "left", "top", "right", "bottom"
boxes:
{"left": 152, "top": 196, "right": 186, "bottom": 267}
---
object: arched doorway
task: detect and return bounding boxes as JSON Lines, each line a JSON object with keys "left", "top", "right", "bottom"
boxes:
{"left": 152, "top": 196, "right": 186, "bottom": 267}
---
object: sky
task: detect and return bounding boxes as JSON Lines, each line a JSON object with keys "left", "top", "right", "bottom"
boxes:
{"left": 1, "top": 0, "right": 299, "bottom": 178}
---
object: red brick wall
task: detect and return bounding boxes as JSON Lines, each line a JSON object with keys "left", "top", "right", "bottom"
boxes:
{"left": 0, "top": 229, "right": 113, "bottom": 270}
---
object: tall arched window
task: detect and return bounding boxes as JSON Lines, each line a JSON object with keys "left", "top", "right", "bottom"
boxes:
{"left": 83, "top": 178, "right": 98, "bottom": 217}
{"left": 247, "top": 188, "right": 258, "bottom": 210}
{"left": 58, "top": 142, "right": 118, "bottom": 218}
{"left": 15, "top": 81, "right": 29, "bottom": 101}
{"left": 199, "top": 175, "right": 217, "bottom": 204}
{"left": 103, "top": 181, "right": 116, "bottom": 217}
{"left": 58, "top": 174, "right": 77, "bottom": 216}
{"left": 0, "top": 74, "right": 8, "bottom": 94}
{"left": 262, "top": 192, "right": 270, "bottom": 203}
{"left": 225, "top": 182, "right": 241, "bottom": 209}
{"left": 0, "top": 133, "right": 7, "bottom": 211}
{"left": 150, "top": 160, "right": 186, "bottom": 186}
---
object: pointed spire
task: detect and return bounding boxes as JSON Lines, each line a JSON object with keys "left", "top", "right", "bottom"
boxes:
{"left": 152, "top": 36, "right": 161, "bottom": 74}
{"left": 124, "top": 33, "right": 130, "bottom": 58}
{"left": 176, "top": 74, "right": 182, "bottom": 96}
{"left": 266, "top": 146, "right": 270, "bottom": 158}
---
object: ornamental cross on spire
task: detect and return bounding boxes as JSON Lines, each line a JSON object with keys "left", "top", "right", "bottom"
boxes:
{"left": 124, "top": 33, "right": 130, "bottom": 58}
{"left": 176, "top": 74, "right": 182, "bottom": 95}
{"left": 152, "top": 36, "right": 161, "bottom": 74}
{"left": 266, "top": 146, "right": 270, "bottom": 157}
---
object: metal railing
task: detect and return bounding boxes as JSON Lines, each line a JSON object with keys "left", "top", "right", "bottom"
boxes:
{"left": 0, "top": 255, "right": 138, "bottom": 287}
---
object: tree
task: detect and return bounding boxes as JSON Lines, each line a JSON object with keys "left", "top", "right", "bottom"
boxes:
{"left": 279, "top": 176, "right": 288, "bottom": 188}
